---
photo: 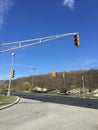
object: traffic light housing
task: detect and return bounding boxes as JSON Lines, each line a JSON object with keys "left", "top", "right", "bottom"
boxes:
{"left": 11, "top": 70, "right": 15, "bottom": 78}
{"left": 74, "top": 34, "right": 80, "bottom": 47}
{"left": 62, "top": 73, "right": 66, "bottom": 78}
{"left": 52, "top": 71, "right": 57, "bottom": 77}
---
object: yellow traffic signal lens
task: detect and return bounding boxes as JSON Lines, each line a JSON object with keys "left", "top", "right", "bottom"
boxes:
{"left": 52, "top": 71, "right": 57, "bottom": 77}
{"left": 11, "top": 70, "right": 15, "bottom": 78}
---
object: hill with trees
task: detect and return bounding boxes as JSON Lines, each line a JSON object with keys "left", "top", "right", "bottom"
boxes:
{"left": 3, "top": 68, "right": 98, "bottom": 93}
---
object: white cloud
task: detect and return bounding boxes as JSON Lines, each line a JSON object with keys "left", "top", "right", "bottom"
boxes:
{"left": 84, "top": 59, "right": 97, "bottom": 65}
{"left": 67, "top": 58, "right": 98, "bottom": 71}
{"left": 15, "top": 63, "right": 34, "bottom": 69}
{"left": 0, "top": 0, "right": 14, "bottom": 30}
{"left": 62, "top": 0, "right": 75, "bottom": 10}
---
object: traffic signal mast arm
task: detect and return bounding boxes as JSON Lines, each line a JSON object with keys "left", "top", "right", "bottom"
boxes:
{"left": 0, "top": 32, "right": 78, "bottom": 54}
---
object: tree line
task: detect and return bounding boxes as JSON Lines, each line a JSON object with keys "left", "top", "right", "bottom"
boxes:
{"left": 3, "top": 68, "right": 98, "bottom": 92}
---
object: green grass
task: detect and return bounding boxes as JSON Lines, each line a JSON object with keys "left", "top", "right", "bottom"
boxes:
{"left": 0, "top": 95, "right": 17, "bottom": 107}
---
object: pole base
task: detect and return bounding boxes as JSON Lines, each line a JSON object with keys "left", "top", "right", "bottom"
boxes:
{"left": 7, "top": 91, "right": 10, "bottom": 96}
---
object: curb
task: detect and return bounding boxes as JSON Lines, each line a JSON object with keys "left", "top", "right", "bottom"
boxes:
{"left": 0, "top": 96, "right": 20, "bottom": 110}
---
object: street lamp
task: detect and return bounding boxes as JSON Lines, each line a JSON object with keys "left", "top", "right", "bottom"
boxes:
{"left": 32, "top": 68, "right": 36, "bottom": 89}
{"left": 7, "top": 53, "right": 15, "bottom": 96}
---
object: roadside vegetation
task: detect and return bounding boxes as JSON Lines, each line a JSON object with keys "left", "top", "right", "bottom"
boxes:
{"left": 1, "top": 68, "right": 98, "bottom": 98}
{"left": 0, "top": 95, "right": 17, "bottom": 107}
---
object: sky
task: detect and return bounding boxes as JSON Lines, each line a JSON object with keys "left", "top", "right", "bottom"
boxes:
{"left": 0, "top": 0, "right": 98, "bottom": 80}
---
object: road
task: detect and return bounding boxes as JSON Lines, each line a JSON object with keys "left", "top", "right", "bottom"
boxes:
{"left": 14, "top": 93, "right": 98, "bottom": 109}
{"left": 0, "top": 94, "right": 98, "bottom": 130}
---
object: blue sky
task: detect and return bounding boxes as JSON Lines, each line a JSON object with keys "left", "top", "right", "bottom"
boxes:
{"left": 0, "top": 0, "right": 98, "bottom": 79}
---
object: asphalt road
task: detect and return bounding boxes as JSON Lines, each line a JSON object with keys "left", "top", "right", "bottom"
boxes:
{"left": 14, "top": 93, "right": 98, "bottom": 109}
{"left": 0, "top": 94, "right": 98, "bottom": 130}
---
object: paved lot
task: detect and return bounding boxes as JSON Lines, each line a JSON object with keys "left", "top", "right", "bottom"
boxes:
{"left": 0, "top": 98, "right": 98, "bottom": 130}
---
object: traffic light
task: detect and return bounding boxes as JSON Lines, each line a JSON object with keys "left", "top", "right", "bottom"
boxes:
{"left": 62, "top": 73, "right": 66, "bottom": 78}
{"left": 74, "top": 34, "right": 80, "bottom": 47}
{"left": 11, "top": 70, "right": 15, "bottom": 78}
{"left": 52, "top": 71, "right": 57, "bottom": 77}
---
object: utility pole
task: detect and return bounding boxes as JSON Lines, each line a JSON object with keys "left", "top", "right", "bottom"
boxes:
{"left": 7, "top": 53, "right": 15, "bottom": 96}
{"left": 32, "top": 68, "right": 36, "bottom": 89}
{"left": 82, "top": 76, "right": 86, "bottom": 98}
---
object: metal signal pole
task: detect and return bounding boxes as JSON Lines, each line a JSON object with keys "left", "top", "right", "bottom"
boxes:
{"left": 0, "top": 32, "right": 79, "bottom": 54}
{"left": 7, "top": 53, "right": 15, "bottom": 96}
{"left": 82, "top": 76, "right": 86, "bottom": 98}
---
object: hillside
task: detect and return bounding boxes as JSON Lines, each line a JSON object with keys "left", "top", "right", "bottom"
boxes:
{"left": 3, "top": 68, "right": 98, "bottom": 93}
{"left": 3, "top": 69, "right": 98, "bottom": 92}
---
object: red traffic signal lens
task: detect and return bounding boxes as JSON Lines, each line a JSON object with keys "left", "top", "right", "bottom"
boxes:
{"left": 74, "top": 34, "right": 80, "bottom": 47}
{"left": 74, "top": 34, "right": 79, "bottom": 39}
